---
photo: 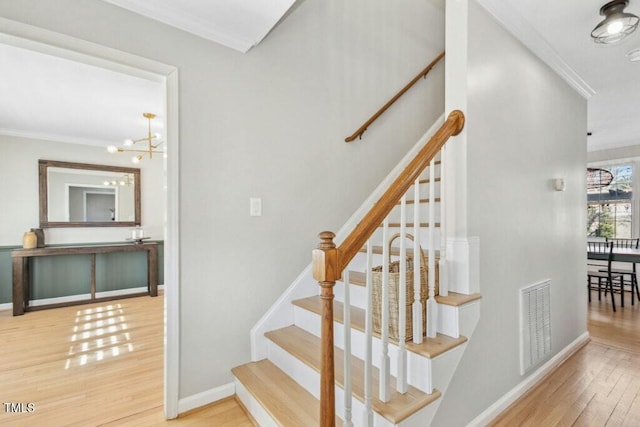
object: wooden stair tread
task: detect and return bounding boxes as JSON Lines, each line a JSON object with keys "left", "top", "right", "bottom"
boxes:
{"left": 357, "top": 246, "right": 441, "bottom": 258}
{"left": 418, "top": 177, "right": 441, "bottom": 184}
{"left": 266, "top": 325, "right": 440, "bottom": 424}
{"left": 381, "top": 222, "right": 440, "bottom": 228}
{"left": 292, "top": 296, "right": 467, "bottom": 358}
{"left": 232, "top": 359, "right": 343, "bottom": 427}
{"left": 435, "top": 292, "right": 482, "bottom": 307}
{"left": 344, "top": 272, "right": 478, "bottom": 310}
{"left": 347, "top": 271, "right": 367, "bottom": 286}
{"left": 396, "top": 198, "right": 440, "bottom": 205}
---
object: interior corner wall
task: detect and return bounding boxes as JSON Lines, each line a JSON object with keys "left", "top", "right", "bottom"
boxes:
{"left": 433, "top": 1, "right": 588, "bottom": 425}
{"left": 0, "top": 0, "right": 447, "bottom": 400}
{"left": 0, "top": 135, "right": 165, "bottom": 245}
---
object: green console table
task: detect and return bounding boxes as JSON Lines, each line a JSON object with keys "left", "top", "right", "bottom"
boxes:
{"left": 12, "top": 243, "right": 158, "bottom": 316}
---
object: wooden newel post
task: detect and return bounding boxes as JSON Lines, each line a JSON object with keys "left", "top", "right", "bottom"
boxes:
{"left": 312, "top": 231, "right": 341, "bottom": 427}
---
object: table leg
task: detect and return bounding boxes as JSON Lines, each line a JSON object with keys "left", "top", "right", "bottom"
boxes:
{"left": 12, "top": 257, "right": 25, "bottom": 316}
{"left": 148, "top": 246, "right": 158, "bottom": 297}
{"left": 91, "top": 254, "right": 96, "bottom": 300}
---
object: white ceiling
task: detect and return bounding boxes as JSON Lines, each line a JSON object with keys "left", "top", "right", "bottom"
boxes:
{"left": 480, "top": 0, "right": 640, "bottom": 152}
{"left": 0, "top": 0, "right": 638, "bottom": 153}
{"left": 0, "top": 42, "right": 164, "bottom": 147}
{"left": 101, "top": 0, "right": 297, "bottom": 54}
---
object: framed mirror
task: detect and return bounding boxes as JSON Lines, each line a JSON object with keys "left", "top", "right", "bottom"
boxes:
{"left": 39, "top": 159, "right": 141, "bottom": 228}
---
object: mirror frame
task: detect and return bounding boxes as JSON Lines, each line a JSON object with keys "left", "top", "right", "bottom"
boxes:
{"left": 39, "top": 159, "right": 141, "bottom": 228}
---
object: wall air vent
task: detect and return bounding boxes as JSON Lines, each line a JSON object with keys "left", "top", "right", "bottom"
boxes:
{"left": 520, "top": 280, "right": 551, "bottom": 375}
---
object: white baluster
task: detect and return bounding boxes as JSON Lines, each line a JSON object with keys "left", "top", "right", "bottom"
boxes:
{"left": 412, "top": 177, "right": 423, "bottom": 344}
{"left": 439, "top": 149, "right": 449, "bottom": 297}
{"left": 397, "top": 196, "right": 407, "bottom": 393}
{"left": 427, "top": 158, "right": 437, "bottom": 338}
{"left": 343, "top": 269, "right": 353, "bottom": 427}
{"left": 364, "top": 240, "right": 373, "bottom": 426}
{"left": 380, "top": 218, "right": 390, "bottom": 403}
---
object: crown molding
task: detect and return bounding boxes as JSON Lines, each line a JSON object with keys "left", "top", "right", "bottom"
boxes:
{"left": 0, "top": 128, "right": 113, "bottom": 147}
{"left": 477, "top": 0, "right": 596, "bottom": 99}
{"left": 102, "top": 0, "right": 256, "bottom": 53}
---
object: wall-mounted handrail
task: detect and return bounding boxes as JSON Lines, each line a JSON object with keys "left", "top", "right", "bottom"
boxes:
{"left": 344, "top": 52, "right": 445, "bottom": 143}
{"left": 312, "top": 109, "right": 465, "bottom": 425}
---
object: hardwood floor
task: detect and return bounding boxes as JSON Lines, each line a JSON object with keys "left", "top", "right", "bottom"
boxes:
{"left": 2, "top": 291, "right": 637, "bottom": 426}
{"left": 491, "top": 296, "right": 640, "bottom": 426}
{"left": 0, "top": 293, "right": 254, "bottom": 426}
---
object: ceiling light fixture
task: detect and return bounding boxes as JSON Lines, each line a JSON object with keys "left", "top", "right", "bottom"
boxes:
{"left": 627, "top": 47, "right": 640, "bottom": 61}
{"left": 591, "top": 0, "right": 639, "bottom": 44}
{"left": 107, "top": 112, "right": 164, "bottom": 163}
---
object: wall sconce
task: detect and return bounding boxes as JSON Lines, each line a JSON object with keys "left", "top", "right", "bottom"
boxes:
{"left": 107, "top": 112, "right": 164, "bottom": 163}
{"left": 554, "top": 178, "right": 567, "bottom": 192}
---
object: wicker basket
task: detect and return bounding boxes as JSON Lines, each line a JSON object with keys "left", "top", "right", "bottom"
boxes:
{"left": 372, "top": 233, "right": 438, "bottom": 341}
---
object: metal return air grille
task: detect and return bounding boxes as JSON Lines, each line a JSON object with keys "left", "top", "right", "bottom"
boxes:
{"left": 520, "top": 280, "right": 551, "bottom": 375}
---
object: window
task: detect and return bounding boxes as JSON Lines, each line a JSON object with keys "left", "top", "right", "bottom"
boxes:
{"left": 587, "top": 164, "right": 633, "bottom": 238}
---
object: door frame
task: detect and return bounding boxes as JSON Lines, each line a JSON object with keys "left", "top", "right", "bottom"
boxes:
{"left": 0, "top": 17, "right": 181, "bottom": 418}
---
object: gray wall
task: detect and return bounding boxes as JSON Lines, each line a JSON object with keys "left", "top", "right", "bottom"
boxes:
{"left": 433, "top": 2, "right": 588, "bottom": 425}
{"left": 0, "top": 0, "right": 447, "bottom": 399}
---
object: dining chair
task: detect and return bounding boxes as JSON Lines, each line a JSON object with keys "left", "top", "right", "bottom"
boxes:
{"left": 587, "top": 241, "right": 621, "bottom": 312}
{"left": 603, "top": 237, "right": 640, "bottom": 307}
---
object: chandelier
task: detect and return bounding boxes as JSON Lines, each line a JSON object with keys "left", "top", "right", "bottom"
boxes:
{"left": 107, "top": 112, "right": 164, "bottom": 163}
{"left": 587, "top": 167, "right": 614, "bottom": 189}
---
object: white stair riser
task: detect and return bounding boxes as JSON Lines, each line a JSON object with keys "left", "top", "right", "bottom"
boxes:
{"left": 234, "top": 378, "right": 279, "bottom": 427}
{"left": 430, "top": 344, "right": 466, "bottom": 396}
{"left": 347, "top": 237, "right": 440, "bottom": 272}
{"left": 334, "top": 280, "right": 368, "bottom": 310}
{"left": 397, "top": 401, "right": 440, "bottom": 427}
{"left": 334, "top": 279, "right": 438, "bottom": 322}
{"left": 387, "top": 202, "right": 441, "bottom": 223}
{"left": 436, "top": 300, "right": 480, "bottom": 338}
{"left": 404, "top": 182, "right": 441, "bottom": 201}
{"left": 370, "top": 228, "right": 442, "bottom": 249}
{"left": 267, "top": 340, "right": 397, "bottom": 427}
{"left": 437, "top": 304, "right": 460, "bottom": 338}
{"left": 293, "top": 305, "right": 433, "bottom": 393}
{"left": 458, "top": 300, "right": 481, "bottom": 338}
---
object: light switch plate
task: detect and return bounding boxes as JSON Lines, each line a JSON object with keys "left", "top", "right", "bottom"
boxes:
{"left": 250, "top": 197, "right": 262, "bottom": 216}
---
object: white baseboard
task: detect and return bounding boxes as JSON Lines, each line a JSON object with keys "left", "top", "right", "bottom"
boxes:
{"left": 177, "top": 382, "right": 235, "bottom": 415}
{"left": 0, "top": 285, "right": 165, "bottom": 313}
{"left": 30, "top": 293, "right": 93, "bottom": 307}
{"left": 467, "top": 331, "right": 590, "bottom": 426}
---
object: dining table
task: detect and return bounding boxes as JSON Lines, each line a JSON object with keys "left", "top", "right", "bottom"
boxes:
{"left": 587, "top": 246, "right": 640, "bottom": 263}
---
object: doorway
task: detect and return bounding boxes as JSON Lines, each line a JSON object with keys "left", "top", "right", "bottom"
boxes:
{"left": 0, "top": 23, "right": 180, "bottom": 418}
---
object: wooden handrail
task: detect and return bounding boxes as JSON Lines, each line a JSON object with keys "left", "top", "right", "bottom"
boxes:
{"left": 344, "top": 52, "right": 445, "bottom": 143}
{"left": 312, "top": 109, "right": 465, "bottom": 425}
{"left": 339, "top": 110, "right": 464, "bottom": 268}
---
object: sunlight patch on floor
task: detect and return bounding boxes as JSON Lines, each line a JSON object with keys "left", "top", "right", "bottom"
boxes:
{"left": 65, "top": 303, "right": 133, "bottom": 369}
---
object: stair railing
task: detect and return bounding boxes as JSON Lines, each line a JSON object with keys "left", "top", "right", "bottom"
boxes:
{"left": 313, "top": 110, "right": 465, "bottom": 426}
{"left": 344, "top": 52, "right": 445, "bottom": 142}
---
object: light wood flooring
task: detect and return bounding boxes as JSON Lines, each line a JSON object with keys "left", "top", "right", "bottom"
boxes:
{"left": 1, "top": 291, "right": 638, "bottom": 426}
{"left": 0, "top": 293, "right": 254, "bottom": 426}
{"left": 491, "top": 296, "right": 640, "bottom": 426}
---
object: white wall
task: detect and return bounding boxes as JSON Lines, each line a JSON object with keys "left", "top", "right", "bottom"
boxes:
{"left": 0, "top": 135, "right": 165, "bottom": 245}
{"left": 0, "top": 0, "right": 447, "bottom": 399}
{"left": 434, "top": 1, "right": 588, "bottom": 425}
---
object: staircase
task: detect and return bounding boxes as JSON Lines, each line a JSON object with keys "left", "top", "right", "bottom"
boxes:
{"left": 232, "top": 112, "right": 480, "bottom": 426}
